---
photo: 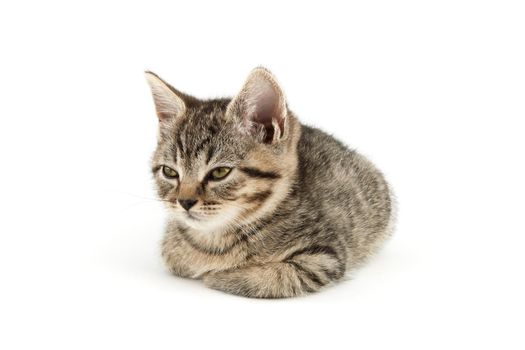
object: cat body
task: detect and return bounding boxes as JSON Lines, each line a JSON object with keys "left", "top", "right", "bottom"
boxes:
{"left": 146, "top": 68, "right": 394, "bottom": 298}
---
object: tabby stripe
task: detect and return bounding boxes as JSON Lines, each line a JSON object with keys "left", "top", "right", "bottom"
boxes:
{"left": 287, "top": 245, "right": 343, "bottom": 281}
{"left": 178, "top": 225, "right": 243, "bottom": 255}
{"left": 291, "top": 266, "right": 316, "bottom": 293}
{"left": 242, "top": 190, "right": 273, "bottom": 203}
{"left": 193, "top": 135, "right": 213, "bottom": 157}
{"left": 205, "top": 144, "right": 216, "bottom": 164}
{"left": 176, "top": 137, "right": 185, "bottom": 157}
{"left": 239, "top": 167, "right": 281, "bottom": 179}
{"left": 151, "top": 165, "right": 162, "bottom": 174}
{"left": 321, "top": 267, "right": 338, "bottom": 280}
{"left": 285, "top": 245, "right": 339, "bottom": 262}
{"left": 168, "top": 143, "right": 178, "bottom": 162}
{"left": 287, "top": 261, "right": 325, "bottom": 287}
{"left": 235, "top": 216, "right": 273, "bottom": 239}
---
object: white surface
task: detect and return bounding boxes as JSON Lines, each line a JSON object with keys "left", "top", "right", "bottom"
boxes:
{"left": 1, "top": 1, "right": 524, "bottom": 349}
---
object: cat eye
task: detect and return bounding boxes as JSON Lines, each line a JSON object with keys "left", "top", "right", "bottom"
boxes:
{"left": 209, "top": 167, "right": 232, "bottom": 181}
{"left": 162, "top": 166, "right": 179, "bottom": 179}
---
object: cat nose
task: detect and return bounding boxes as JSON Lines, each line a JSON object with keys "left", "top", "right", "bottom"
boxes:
{"left": 178, "top": 199, "right": 197, "bottom": 211}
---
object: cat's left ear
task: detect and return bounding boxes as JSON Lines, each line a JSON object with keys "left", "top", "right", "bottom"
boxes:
{"left": 145, "top": 71, "right": 187, "bottom": 122}
{"left": 227, "top": 67, "right": 288, "bottom": 144}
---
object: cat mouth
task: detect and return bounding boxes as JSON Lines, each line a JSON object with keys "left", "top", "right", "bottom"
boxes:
{"left": 185, "top": 212, "right": 201, "bottom": 221}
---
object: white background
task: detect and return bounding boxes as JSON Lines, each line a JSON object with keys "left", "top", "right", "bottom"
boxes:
{"left": 1, "top": 1, "right": 524, "bottom": 349}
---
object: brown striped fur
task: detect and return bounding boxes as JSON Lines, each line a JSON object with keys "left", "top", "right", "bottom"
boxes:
{"left": 145, "top": 67, "right": 395, "bottom": 298}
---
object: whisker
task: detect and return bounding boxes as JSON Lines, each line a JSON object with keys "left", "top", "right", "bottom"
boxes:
{"left": 109, "top": 190, "right": 173, "bottom": 204}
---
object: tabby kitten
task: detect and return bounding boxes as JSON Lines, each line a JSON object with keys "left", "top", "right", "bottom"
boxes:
{"left": 145, "top": 67, "right": 394, "bottom": 298}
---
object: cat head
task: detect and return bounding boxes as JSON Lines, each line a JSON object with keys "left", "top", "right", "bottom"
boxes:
{"left": 146, "top": 67, "right": 300, "bottom": 231}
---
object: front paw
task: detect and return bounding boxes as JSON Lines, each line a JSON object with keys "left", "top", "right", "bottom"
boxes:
{"left": 164, "top": 261, "right": 195, "bottom": 279}
{"left": 202, "top": 269, "right": 253, "bottom": 296}
{"left": 202, "top": 270, "right": 230, "bottom": 289}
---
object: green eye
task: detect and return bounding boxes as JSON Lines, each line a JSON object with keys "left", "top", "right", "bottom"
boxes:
{"left": 162, "top": 166, "right": 179, "bottom": 179}
{"left": 210, "top": 167, "right": 232, "bottom": 180}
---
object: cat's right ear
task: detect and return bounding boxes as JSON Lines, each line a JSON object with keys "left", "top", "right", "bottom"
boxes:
{"left": 145, "top": 71, "right": 186, "bottom": 122}
{"left": 226, "top": 67, "right": 288, "bottom": 144}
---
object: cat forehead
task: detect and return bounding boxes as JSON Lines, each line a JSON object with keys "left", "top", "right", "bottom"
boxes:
{"left": 175, "top": 99, "right": 229, "bottom": 131}
{"left": 159, "top": 99, "right": 249, "bottom": 163}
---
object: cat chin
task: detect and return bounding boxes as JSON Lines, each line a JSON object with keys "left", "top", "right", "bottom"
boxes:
{"left": 178, "top": 215, "right": 211, "bottom": 230}
{"left": 173, "top": 207, "right": 241, "bottom": 233}
{"left": 179, "top": 218, "right": 226, "bottom": 233}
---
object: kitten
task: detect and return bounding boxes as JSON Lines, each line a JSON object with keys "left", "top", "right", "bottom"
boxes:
{"left": 145, "top": 67, "right": 395, "bottom": 298}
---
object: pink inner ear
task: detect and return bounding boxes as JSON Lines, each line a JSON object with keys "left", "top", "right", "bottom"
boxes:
{"left": 248, "top": 82, "right": 283, "bottom": 143}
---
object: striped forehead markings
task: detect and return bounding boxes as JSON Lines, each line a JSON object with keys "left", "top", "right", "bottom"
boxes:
{"left": 174, "top": 111, "right": 222, "bottom": 160}
{"left": 239, "top": 167, "right": 281, "bottom": 179}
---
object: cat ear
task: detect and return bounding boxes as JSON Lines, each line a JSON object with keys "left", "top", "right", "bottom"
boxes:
{"left": 145, "top": 71, "right": 186, "bottom": 121}
{"left": 227, "top": 67, "right": 288, "bottom": 144}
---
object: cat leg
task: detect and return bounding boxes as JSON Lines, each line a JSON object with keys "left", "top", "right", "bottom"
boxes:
{"left": 161, "top": 233, "right": 196, "bottom": 278}
{"left": 203, "top": 247, "right": 345, "bottom": 298}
